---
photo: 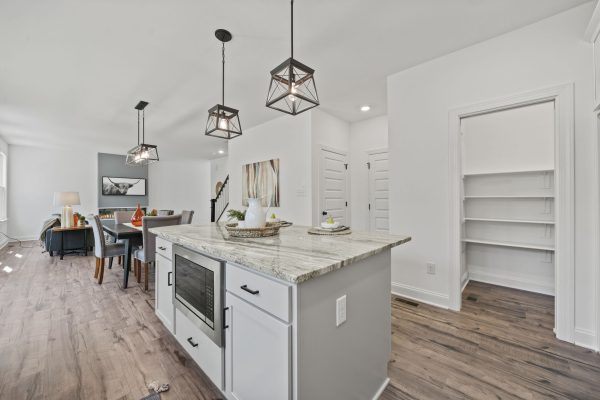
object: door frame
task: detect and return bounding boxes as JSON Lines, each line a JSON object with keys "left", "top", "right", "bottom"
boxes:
{"left": 318, "top": 145, "right": 349, "bottom": 226}
{"left": 448, "top": 83, "right": 575, "bottom": 343}
{"left": 367, "top": 148, "right": 389, "bottom": 232}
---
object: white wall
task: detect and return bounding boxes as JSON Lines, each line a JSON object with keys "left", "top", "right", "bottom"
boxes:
{"left": 228, "top": 113, "right": 313, "bottom": 225}
{"left": 387, "top": 3, "right": 597, "bottom": 347}
{"left": 0, "top": 136, "right": 8, "bottom": 248}
{"left": 210, "top": 156, "right": 228, "bottom": 199}
{"left": 310, "top": 109, "right": 350, "bottom": 225}
{"left": 349, "top": 116, "right": 388, "bottom": 231}
{"left": 8, "top": 145, "right": 97, "bottom": 240}
{"left": 148, "top": 159, "right": 211, "bottom": 224}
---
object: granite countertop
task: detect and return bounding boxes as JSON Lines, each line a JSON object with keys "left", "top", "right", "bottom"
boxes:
{"left": 150, "top": 224, "right": 411, "bottom": 284}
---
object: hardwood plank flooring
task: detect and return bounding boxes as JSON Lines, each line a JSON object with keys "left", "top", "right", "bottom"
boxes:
{"left": 0, "top": 243, "right": 599, "bottom": 399}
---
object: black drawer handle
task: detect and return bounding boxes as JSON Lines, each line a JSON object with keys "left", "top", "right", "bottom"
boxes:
{"left": 223, "top": 307, "right": 229, "bottom": 329}
{"left": 167, "top": 271, "right": 172, "bottom": 286}
{"left": 158, "top": 246, "right": 167, "bottom": 251}
{"left": 187, "top": 337, "right": 198, "bottom": 347}
{"left": 240, "top": 284, "right": 259, "bottom": 295}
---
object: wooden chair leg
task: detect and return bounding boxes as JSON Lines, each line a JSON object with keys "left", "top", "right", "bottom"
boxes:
{"left": 136, "top": 259, "right": 142, "bottom": 283}
{"left": 144, "top": 262, "right": 149, "bottom": 291}
{"left": 118, "top": 256, "right": 122, "bottom": 266}
{"left": 133, "top": 258, "right": 137, "bottom": 277}
{"left": 98, "top": 258, "right": 105, "bottom": 284}
{"left": 94, "top": 257, "right": 100, "bottom": 278}
{"left": 108, "top": 257, "right": 113, "bottom": 270}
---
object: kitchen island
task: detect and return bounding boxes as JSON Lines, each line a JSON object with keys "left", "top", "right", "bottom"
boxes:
{"left": 150, "top": 223, "right": 411, "bottom": 400}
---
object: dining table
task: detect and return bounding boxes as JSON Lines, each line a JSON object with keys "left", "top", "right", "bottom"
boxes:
{"left": 101, "top": 220, "right": 143, "bottom": 289}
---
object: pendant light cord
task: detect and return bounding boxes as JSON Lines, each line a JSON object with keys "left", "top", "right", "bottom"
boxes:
{"left": 137, "top": 110, "right": 140, "bottom": 145}
{"left": 291, "top": 0, "right": 294, "bottom": 59}
{"left": 222, "top": 42, "right": 225, "bottom": 105}
{"left": 142, "top": 109, "right": 145, "bottom": 143}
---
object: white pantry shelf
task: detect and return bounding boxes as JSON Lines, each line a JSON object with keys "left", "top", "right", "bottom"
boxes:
{"left": 464, "top": 195, "right": 554, "bottom": 199}
{"left": 464, "top": 217, "right": 555, "bottom": 225}
{"left": 462, "top": 238, "right": 554, "bottom": 252}
{"left": 463, "top": 168, "right": 554, "bottom": 177}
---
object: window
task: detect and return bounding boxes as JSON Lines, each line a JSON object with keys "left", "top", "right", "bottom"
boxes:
{"left": 0, "top": 152, "right": 6, "bottom": 221}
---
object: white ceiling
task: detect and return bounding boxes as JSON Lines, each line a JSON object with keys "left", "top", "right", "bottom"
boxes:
{"left": 0, "top": 0, "right": 590, "bottom": 160}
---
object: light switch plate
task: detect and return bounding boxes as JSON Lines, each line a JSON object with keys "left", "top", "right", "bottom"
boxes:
{"left": 336, "top": 295, "right": 347, "bottom": 327}
{"left": 427, "top": 262, "right": 436, "bottom": 275}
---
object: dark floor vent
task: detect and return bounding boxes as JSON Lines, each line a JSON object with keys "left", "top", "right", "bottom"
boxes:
{"left": 466, "top": 295, "right": 478, "bottom": 302}
{"left": 395, "top": 298, "right": 419, "bottom": 307}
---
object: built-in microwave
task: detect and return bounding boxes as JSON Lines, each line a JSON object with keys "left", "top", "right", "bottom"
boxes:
{"left": 173, "top": 245, "right": 225, "bottom": 347}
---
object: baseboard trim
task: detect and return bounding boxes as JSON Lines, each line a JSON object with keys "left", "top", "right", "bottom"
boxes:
{"left": 468, "top": 266, "right": 554, "bottom": 296}
{"left": 574, "top": 328, "right": 597, "bottom": 351}
{"left": 9, "top": 236, "right": 37, "bottom": 242}
{"left": 372, "top": 377, "right": 390, "bottom": 400}
{"left": 461, "top": 271, "right": 470, "bottom": 292}
{"left": 391, "top": 282, "right": 449, "bottom": 309}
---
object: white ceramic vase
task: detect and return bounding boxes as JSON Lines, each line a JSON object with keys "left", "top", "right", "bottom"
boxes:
{"left": 245, "top": 198, "right": 266, "bottom": 228}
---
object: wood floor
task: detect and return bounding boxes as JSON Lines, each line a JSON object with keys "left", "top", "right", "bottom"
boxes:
{"left": 0, "top": 244, "right": 599, "bottom": 399}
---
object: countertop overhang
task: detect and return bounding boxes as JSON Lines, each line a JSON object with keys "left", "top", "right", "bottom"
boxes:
{"left": 150, "top": 224, "right": 411, "bottom": 284}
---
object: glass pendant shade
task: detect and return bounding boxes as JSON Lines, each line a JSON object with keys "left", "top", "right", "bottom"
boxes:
{"left": 205, "top": 29, "right": 242, "bottom": 140}
{"left": 126, "top": 100, "right": 159, "bottom": 166}
{"left": 266, "top": 0, "right": 319, "bottom": 116}
{"left": 125, "top": 143, "right": 159, "bottom": 166}
{"left": 205, "top": 104, "right": 242, "bottom": 139}
{"left": 266, "top": 57, "right": 319, "bottom": 115}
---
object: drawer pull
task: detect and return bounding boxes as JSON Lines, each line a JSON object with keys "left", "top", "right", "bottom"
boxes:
{"left": 223, "top": 307, "right": 229, "bottom": 329}
{"left": 158, "top": 246, "right": 167, "bottom": 251}
{"left": 187, "top": 337, "right": 198, "bottom": 347}
{"left": 167, "top": 271, "right": 172, "bottom": 286}
{"left": 240, "top": 284, "right": 259, "bottom": 295}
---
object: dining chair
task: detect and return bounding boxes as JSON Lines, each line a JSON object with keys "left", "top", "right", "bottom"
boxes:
{"left": 113, "top": 211, "right": 135, "bottom": 267}
{"left": 181, "top": 210, "right": 194, "bottom": 224}
{"left": 158, "top": 210, "right": 174, "bottom": 216}
{"left": 89, "top": 215, "right": 128, "bottom": 285}
{"left": 133, "top": 214, "right": 182, "bottom": 290}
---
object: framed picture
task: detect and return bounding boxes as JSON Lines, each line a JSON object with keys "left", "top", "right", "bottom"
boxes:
{"left": 102, "top": 177, "right": 147, "bottom": 196}
{"left": 242, "top": 159, "right": 280, "bottom": 207}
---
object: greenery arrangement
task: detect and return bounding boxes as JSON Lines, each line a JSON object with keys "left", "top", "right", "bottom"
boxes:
{"left": 227, "top": 209, "right": 246, "bottom": 221}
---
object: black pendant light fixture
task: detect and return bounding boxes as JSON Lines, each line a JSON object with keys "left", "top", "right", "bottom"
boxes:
{"left": 266, "top": 0, "right": 319, "bottom": 115}
{"left": 205, "top": 29, "right": 242, "bottom": 140}
{"left": 126, "top": 101, "right": 159, "bottom": 165}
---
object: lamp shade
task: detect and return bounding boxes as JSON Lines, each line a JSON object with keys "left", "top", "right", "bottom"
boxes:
{"left": 53, "top": 191, "right": 80, "bottom": 207}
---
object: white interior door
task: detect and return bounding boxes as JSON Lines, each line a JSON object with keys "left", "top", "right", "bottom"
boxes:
{"left": 319, "top": 147, "right": 348, "bottom": 225}
{"left": 368, "top": 150, "right": 389, "bottom": 232}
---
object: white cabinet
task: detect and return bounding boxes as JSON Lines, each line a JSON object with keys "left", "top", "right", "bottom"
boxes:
{"left": 155, "top": 253, "right": 174, "bottom": 332}
{"left": 225, "top": 292, "right": 291, "bottom": 400}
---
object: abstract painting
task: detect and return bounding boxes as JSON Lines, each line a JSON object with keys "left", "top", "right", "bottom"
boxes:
{"left": 242, "top": 159, "right": 280, "bottom": 207}
{"left": 102, "top": 177, "right": 147, "bottom": 196}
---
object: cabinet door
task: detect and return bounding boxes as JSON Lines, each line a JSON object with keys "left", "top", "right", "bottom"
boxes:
{"left": 155, "top": 253, "right": 174, "bottom": 332}
{"left": 225, "top": 292, "right": 291, "bottom": 400}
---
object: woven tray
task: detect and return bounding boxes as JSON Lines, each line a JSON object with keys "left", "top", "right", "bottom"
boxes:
{"left": 225, "top": 222, "right": 281, "bottom": 238}
{"left": 308, "top": 227, "right": 352, "bottom": 235}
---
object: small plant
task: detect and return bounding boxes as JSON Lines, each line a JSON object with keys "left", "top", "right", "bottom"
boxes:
{"left": 327, "top": 215, "right": 335, "bottom": 224}
{"left": 227, "top": 209, "right": 246, "bottom": 221}
{"left": 271, "top": 213, "right": 277, "bottom": 219}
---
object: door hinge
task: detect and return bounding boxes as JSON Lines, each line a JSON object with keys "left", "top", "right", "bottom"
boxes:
{"left": 344, "top": 163, "right": 348, "bottom": 170}
{"left": 368, "top": 203, "right": 371, "bottom": 210}
{"left": 367, "top": 162, "right": 371, "bottom": 169}
{"left": 345, "top": 201, "right": 348, "bottom": 207}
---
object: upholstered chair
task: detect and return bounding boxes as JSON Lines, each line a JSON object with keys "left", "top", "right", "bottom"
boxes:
{"left": 113, "top": 211, "right": 135, "bottom": 266}
{"left": 181, "top": 210, "right": 194, "bottom": 224}
{"left": 133, "top": 214, "right": 182, "bottom": 290}
{"left": 89, "top": 215, "right": 127, "bottom": 285}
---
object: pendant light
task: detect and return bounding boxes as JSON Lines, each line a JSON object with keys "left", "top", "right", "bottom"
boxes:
{"left": 126, "top": 101, "right": 159, "bottom": 165}
{"left": 205, "top": 29, "right": 242, "bottom": 140}
{"left": 266, "top": 0, "right": 319, "bottom": 115}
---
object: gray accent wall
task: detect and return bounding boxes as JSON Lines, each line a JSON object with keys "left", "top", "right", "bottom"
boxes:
{"left": 98, "top": 153, "right": 148, "bottom": 208}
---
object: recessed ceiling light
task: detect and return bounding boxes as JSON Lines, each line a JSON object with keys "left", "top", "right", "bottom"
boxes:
{"left": 218, "top": 149, "right": 225, "bottom": 154}
{"left": 360, "top": 105, "right": 371, "bottom": 112}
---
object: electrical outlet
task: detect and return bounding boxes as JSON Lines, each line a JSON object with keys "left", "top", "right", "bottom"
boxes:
{"left": 336, "top": 295, "right": 347, "bottom": 327}
{"left": 427, "top": 262, "right": 436, "bottom": 275}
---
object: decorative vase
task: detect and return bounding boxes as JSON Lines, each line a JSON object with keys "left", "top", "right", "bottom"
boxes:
{"left": 244, "top": 198, "right": 266, "bottom": 228}
{"left": 131, "top": 204, "right": 144, "bottom": 227}
{"left": 73, "top": 214, "right": 79, "bottom": 227}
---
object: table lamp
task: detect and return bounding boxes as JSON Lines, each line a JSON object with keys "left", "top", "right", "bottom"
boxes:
{"left": 53, "top": 192, "right": 80, "bottom": 228}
